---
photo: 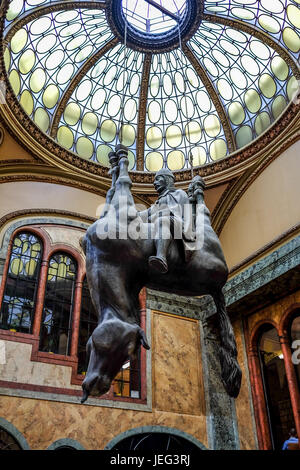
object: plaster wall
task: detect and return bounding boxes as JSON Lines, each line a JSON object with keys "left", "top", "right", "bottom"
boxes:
{"left": 0, "top": 128, "right": 34, "bottom": 161}
{"left": 220, "top": 141, "right": 300, "bottom": 270}
{"left": 0, "top": 181, "right": 105, "bottom": 220}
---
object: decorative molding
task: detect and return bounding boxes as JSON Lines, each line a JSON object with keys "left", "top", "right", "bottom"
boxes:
{"left": 0, "top": 125, "right": 4, "bottom": 146}
{"left": 0, "top": 209, "right": 95, "bottom": 231}
{"left": 183, "top": 43, "right": 236, "bottom": 154}
{"left": 136, "top": 53, "right": 151, "bottom": 171}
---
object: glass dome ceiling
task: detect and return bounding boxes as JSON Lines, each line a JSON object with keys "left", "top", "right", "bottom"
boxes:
{"left": 2, "top": 0, "right": 300, "bottom": 173}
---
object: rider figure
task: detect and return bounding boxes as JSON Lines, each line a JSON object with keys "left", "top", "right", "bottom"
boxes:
{"left": 140, "top": 168, "right": 196, "bottom": 274}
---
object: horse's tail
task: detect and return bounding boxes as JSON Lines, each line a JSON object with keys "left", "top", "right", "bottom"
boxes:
{"left": 213, "top": 290, "right": 242, "bottom": 398}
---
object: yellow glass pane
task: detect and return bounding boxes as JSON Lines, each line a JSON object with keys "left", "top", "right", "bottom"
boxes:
{"left": 185, "top": 121, "right": 202, "bottom": 144}
{"left": 82, "top": 112, "right": 98, "bottom": 135}
{"left": 20, "top": 90, "right": 34, "bottom": 115}
{"left": 100, "top": 120, "right": 116, "bottom": 142}
{"left": 10, "top": 258, "right": 23, "bottom": 275}
{"left": 167, "top": 151, "right": 185, "bottom": 171}
{"left": 272, "top": 95, "right": 287, "bottom": 120}
{"left": 9, "top": 70, "right": 21, "bottom": 96}
{"left": 210, "top": 139, "right": 227, "bottom": 161}
{"left": 120, "top": 124, "right": 135, "bottom": 147}
{"left": 228, "top": 102, "right": 245, "bottom": 125}
{"left": 57, "top": 126, "right": 74, "bottom": 149}
{"left": 4, "top": 48, "right": 11, "bottom": 71}
{"left": 76, "top": 137, "right": 94, "bottom": 159}
{"left": 166, "top": 125, "right": 182, "bottom": 148}
{"left": 204, "top": 115, "right": 221, "bottom": 137}
{"left": 19, "top": 49, "right": 36, "bottom": 74}
{"left": 14, "top": 237, "right": 22, "bottom": 247}
{"left": 282, "top": 27, "right": 300, "bottom": 53}
{"left": 244, "top": 89, "right": 261, "bottom": 113}
{"left": 30, "top": 68, "right": 46, "bottom": 93}
{"left": 6, "top": 0, "right": 23, "bottom": 21}
{"left": 145, "top": 152, "right": 163, "bottom": 171}
{"left": 258, "top": 15, "right": 280, "bottom": 33}
{"left": 25, "top": 259, "right": 37, "bottom": 276}
{"left": 11, "top": 28, "right": 28, "bottom": 53}
{"left": 287, "top": 76, "right": 299, "bottom": 101}
{"left": 127, "top": 150, "right": 135, "bottom": 171}
{"left": 271, "top": 56, "right": 289, "bottom": 81}
{"left": 96, "top": 144, "right": 112, "bottom": 167}
{"left": 43, "top": 84, "right": 59, "bottom": 109}
{"left": 259, "top": 74, "right": 276, "bottom": 98}
{"left": 146, "top": 126, "right": 162, "bottom": 149}
{"left": 189, "top": 147, "right": 206, "bottom": 166}
{"left": 64, "top": 102, "right": 81, "bottom": 126}
{"left": 287, "top": 5, "right": 300, "bottom": 29}
{"left": 255, "top": 112, "right": 271, "bottom": 135}
{"left": 22, "top": 241, "right": 29, "bottom": 254}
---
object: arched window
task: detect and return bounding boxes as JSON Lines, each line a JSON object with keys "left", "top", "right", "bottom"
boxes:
{"left": 0, "top": 232, "right": 42, "bottom": 333}
{"left": 39, "top": 253, "right": 77, "bottom": 355}
{"left": 290, "top": 313, "right": 300, "bottom": 388}
{"left": 77, "top": 277, "right": 98, "bottom": 374}
{"left": 0, "top": 427, "right": 22, "bottom": 450}
{"left": 258, "top": 325, "right": 296, "bottom": 449}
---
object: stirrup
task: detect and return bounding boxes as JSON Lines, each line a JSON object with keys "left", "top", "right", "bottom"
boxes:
{"left": 148, "top": 256, "right": 168, "bottom": 274}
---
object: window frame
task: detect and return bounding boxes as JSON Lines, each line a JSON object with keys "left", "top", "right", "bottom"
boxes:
{"left": 0, "top": 225, "right": 148, "bottom": 404}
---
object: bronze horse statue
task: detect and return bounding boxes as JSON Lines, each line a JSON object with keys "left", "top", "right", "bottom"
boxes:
{"left": 80, "top": 145, "right": 242, "bottom": 403}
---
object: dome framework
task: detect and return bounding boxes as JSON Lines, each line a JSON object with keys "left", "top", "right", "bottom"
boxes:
{"left": 0, "top": 0, "right": 299, "bottom": 182}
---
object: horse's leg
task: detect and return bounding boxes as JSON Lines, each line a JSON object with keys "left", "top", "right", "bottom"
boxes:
{"left": 100, "top": 150, "right": 119, "bottom": 219}
{"left": 212, "top": 289, "right": 242, "bottom": 398}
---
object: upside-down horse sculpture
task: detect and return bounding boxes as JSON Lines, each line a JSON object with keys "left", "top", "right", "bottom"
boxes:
{"left": 80, "top": 144, "right": 242, "bottom": 404}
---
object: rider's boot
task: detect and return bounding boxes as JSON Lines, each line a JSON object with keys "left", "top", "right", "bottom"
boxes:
{"left": 148, "top": 238, "right": 171, "bottom": 274}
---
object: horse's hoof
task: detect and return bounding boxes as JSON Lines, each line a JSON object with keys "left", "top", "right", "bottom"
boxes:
{"left": 148, "top": 256, "right": 168, "bottom": 274}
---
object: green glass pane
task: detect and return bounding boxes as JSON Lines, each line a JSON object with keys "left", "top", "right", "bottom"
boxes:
{"left": 255, "top": 112, "right": 271, "bottom": 135}
{"left": 9, "top": 70, "right": 21, "bottom": 96}
{"left": 43, "top": 84, "right": 59, "bottom": 109}
{"left": 236, "top": 126, "right": 253, "bottom": 149}
{"left": 228, "top": 102, "right": 245, "bottom": 126}
{"left": 244, "top": 89, "right": 262, "bottom": 113}
{"left": 259, "top": 74, "right": 277, "bottom": 98}
{"left": 19, "top": 49, "right": 36, "bottom": 74}
{"left": 272, "top": 95, "right": 287, "bottom": 120}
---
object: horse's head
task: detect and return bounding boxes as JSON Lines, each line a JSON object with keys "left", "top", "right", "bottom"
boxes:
{"left": 81, "top": 317, "right": 150, "bottom": 403}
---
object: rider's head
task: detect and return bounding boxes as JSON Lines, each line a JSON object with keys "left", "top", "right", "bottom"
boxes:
{"left": 154, "top": 168, "right": 175, "bottom": 194}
